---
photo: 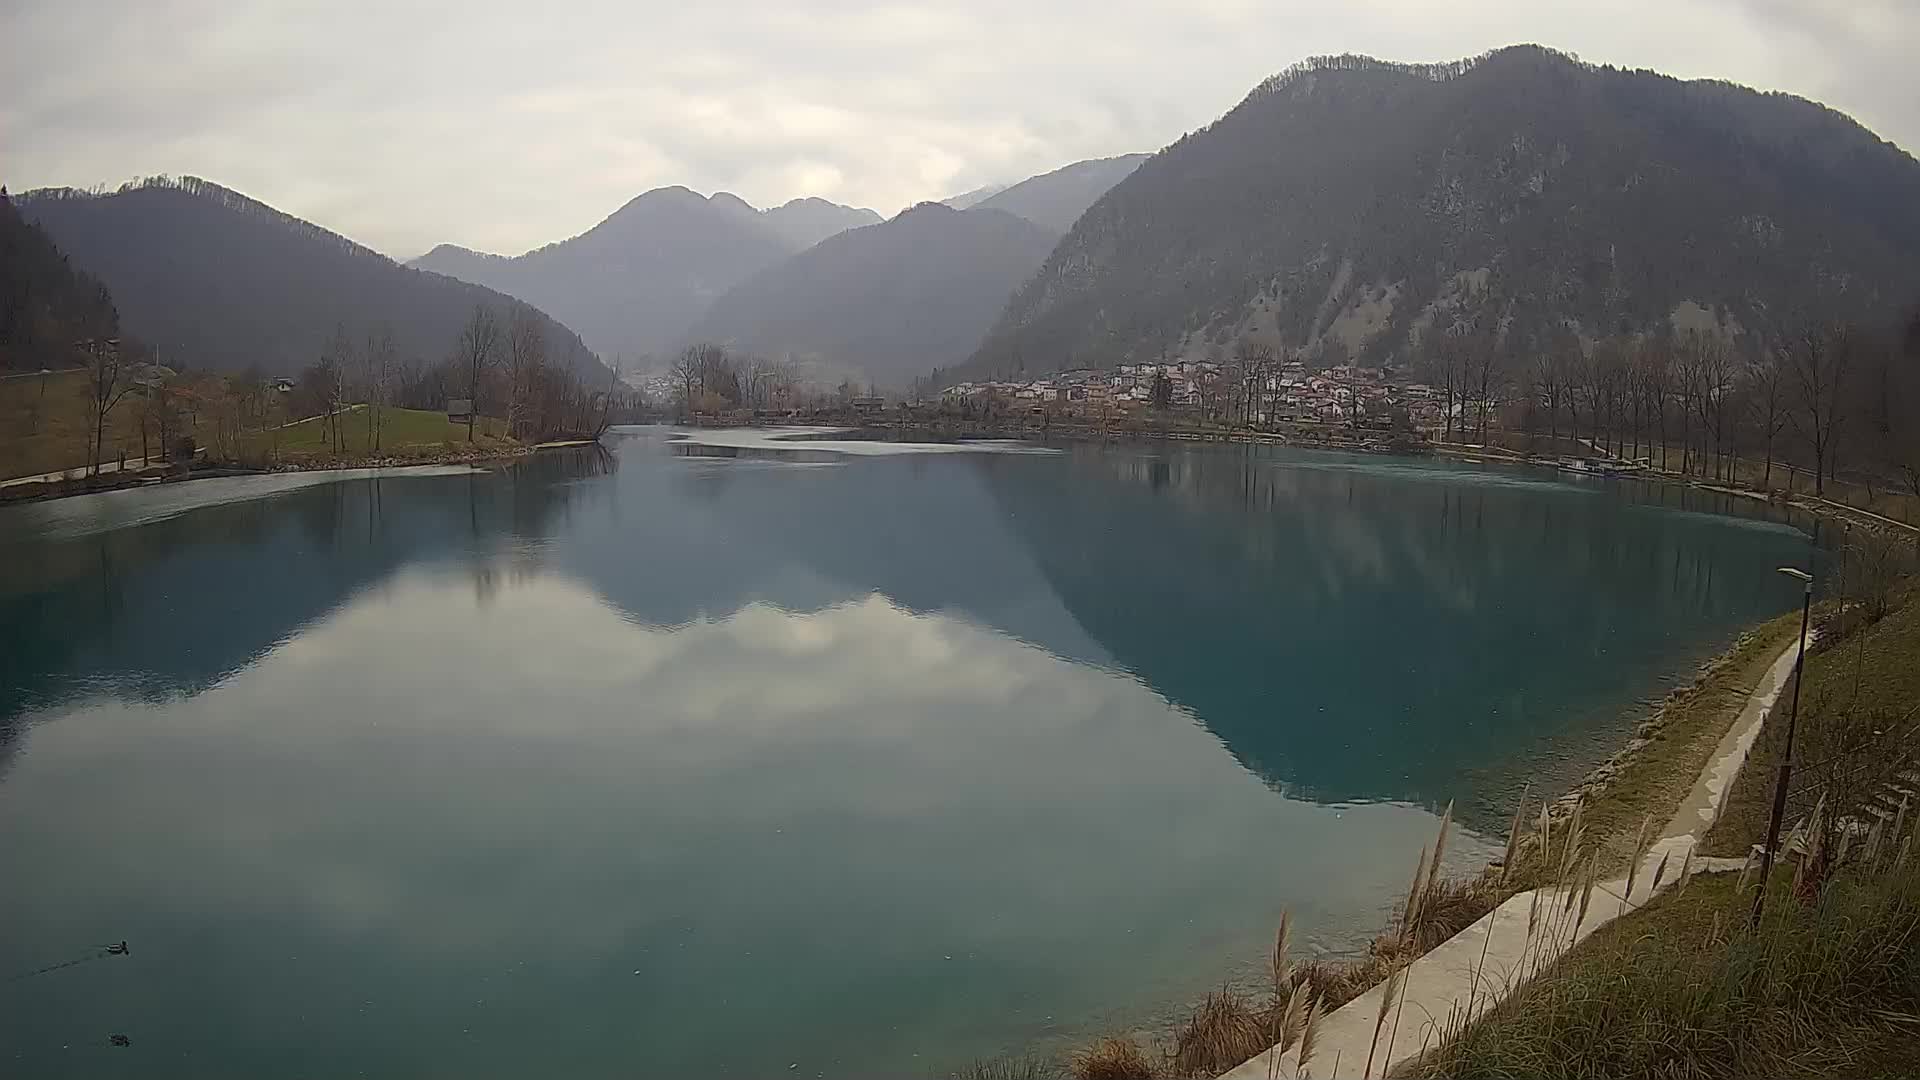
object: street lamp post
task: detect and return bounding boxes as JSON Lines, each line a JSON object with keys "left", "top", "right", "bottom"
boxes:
{"left": 1752, "top": 564, "right": 1814, "bottom": 929}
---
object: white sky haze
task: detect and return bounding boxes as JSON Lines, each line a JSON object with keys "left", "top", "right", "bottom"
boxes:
{"left": 4, "top": 1, "right": 1915, "bottom": 258}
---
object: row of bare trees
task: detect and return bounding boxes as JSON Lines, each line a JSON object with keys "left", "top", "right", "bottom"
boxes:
{"left": 80, "top": 335, "right": 302, "bottom": 475}
{"left": 67, "top": 306, "right": 640, "bottom": 479}
{"left": 292, "top": 324, "right": 398, "bottom": 455}
{"left": 668, "top": 343, "right": 817, "bottom": 417}
{"left": 1424, "top": 314, "right": 1920, "bottom": 503}
{"left": 444, "top": 303, "right": 629, "bottom": 440}
{"left": 292, "top": 304, "right": 634, "bottom": 447}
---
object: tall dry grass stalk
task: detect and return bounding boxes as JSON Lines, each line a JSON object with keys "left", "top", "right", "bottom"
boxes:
{"left": 1401, "top": 845, "right": 1430, "bottom": 942}
{"left": 1278, "top": 982, "right": 1309, "bottom": 1057}
{"left": 1424, "top": 802, "right": 1454, "bottom": 906}
{"left": 1271, "top": 911, "right": 1293, "bottom": 992}
{"left": 1573, "top": 854, "right": 1597, "bottom": 934}
{"left": 1558, "top": 798, "right": 1586, "bottom": 884}
{"left": 1625, "top": 813, "right": 1654, "bottom": 900}
{"left": 1267, "top": 909, "right": 1295, "bottom": 1080}
{"left": 1295, "top": 996, "right": 1322, "bottom": 1079}
{"left": 1500, "top": 785, "right": 1530, "bottom": 885}
{"left": 1363, "top": 965, "right": 1405, "bottom": 1079}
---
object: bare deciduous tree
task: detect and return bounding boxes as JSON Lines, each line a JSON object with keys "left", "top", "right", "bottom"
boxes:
{"left": 669, "top": 346, "right": 701, "bottom": 420}
{"left": 321, "top": 324, "right": 353, "bottom": 454}
{"left": 456, "top": 305, "right": 500, "bottom": 441}
{"left": 363, "top": 327, "right": 396, "bottom": 452}
{"left": 84, "top": 336, "right": 135, "bottom": 476}
{"left": 1746, "top": 348, "right": 1790, "bottom": 489}
{"left": 506, "top": 307, "right": 548, "bottom": 440}
{"left": 1785, "top": 322, "right": 1855, "bottom": 495}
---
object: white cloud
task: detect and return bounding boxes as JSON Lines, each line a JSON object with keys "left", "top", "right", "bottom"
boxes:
{"left": 3, "top": 0, "right": 1915, "bottom": 258}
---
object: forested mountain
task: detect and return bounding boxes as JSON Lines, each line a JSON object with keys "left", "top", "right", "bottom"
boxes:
{"left": 687, "top": 203, "right": 1060, "bottom": 390}
{"left": 974, "top": 154, "right": 1150, "bottom": 231}
{"left": 960, "top": 46, "right": 1920, "bottom": 381}
{"left": 17, "top": 178, "right": 602, "bottom": 379}
{"left": 412, "top": 188, "right": 876, "bottom": 362}
{"left": 0, "top": 190, "right": 118, "bottom": 370}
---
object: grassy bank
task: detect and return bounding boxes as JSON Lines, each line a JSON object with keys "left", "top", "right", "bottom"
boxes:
{"left": 1416, "top": 855, "right": 1920, "bottom": 1079}
{"left": 962, "top": 603, "right": 1818, "bottom": 1080}
{"left": 1414, "top": 574, "right": 1920, "bottom": 1079}
{"left": 242, "top": 406, "right": 519, "bottom": 466}
{"left": 1507, "top": 613, "right": 1803, "bottom": 879}
{"left": 2, "top": 398, "right": 529, "bottom": 505}
{"left": 1705, "top": 580, "right": 1920, "bottom": 859}
{"left": 1, "top": 367, "right": 526, "bottom": 484}
{"left": 0, "top": 368, "right": 150, "bottom": 479}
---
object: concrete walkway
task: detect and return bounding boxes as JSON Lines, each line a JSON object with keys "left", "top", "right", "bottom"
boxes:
{"left": 0, "top": 455, "right": 165, "bottom": 488}
{"left": 1220, "top": 633, "right": 1806, "bottom": 1079}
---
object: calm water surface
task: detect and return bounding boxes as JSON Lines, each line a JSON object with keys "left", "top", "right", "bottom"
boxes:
{"left": 0, "top": 429, "right": 1812, "bottom": 1077}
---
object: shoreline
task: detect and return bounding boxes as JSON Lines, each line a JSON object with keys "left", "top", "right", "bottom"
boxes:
{"left": 1528, "top": 610, "right": 1804, "bottom": 867}
{"left": 1048, "top": 602, "right": 1807, "bottom": 1079}
{"left": 701, "top": 415, "right": 1914, "bottom": 538}
{"left": 0, "top": 441, "right": 561, "bottom": 507}
{"left": 1215, "top": 616, "right": 1808, "bottom": 1079}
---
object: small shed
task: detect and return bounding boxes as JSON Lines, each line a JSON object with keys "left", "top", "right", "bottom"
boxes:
{"left": 446, "top": 399, "right": 473, "bottom": 423}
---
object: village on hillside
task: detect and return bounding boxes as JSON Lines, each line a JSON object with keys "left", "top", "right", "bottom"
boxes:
{"left": 937, "top": 359, "right": 1443, "bottom": 429}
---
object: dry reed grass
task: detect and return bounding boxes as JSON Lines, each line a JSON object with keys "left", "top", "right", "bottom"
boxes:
{"left": 1068, "top": 1036, "right": 1156, "bottom": 1080}
{"left": 1168, "top": 990, "right": 1269, "bottom": 1077}
{"left": 946, "top": 1057, "right": 1059, "bottom": 1080}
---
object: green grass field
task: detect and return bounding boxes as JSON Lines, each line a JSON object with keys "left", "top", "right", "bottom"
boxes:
{"left": 1, "top": 369, "right": 519, "bottom": 479}
{"left": 254, "top": 406, "right": 513, "bottom": 459}
{"left": 0, "top": 368, "right": 153, "bottom": 479}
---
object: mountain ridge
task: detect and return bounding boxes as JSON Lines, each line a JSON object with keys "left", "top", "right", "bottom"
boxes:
{"left": 959, "top": 45, "right": 1920, "bottom": 382}
{"left": 17, "top": 177, "right": 605, "bottom": 380}
{"left": 411, "top": 187, "right": 878, "bottom": 361}
{"left": 687, "top": 202, "right": 1060, "bottom": 391}
{"left": 974, "top": 153, "right": 1151, "bottom": 231}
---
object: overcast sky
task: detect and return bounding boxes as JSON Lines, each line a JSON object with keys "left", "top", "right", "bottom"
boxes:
{"left": 5, "top": 1, "right": 1916, "bottom": 259}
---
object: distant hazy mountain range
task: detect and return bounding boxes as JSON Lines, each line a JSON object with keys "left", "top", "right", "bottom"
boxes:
{"left": 411, "top": 189, "right": 879, "bottom": 363}
{"left": 970, "top": 154, "right": 1151, "bottom": 232}
{"left": 16, "top": 178, "right": 604, "bottom": 380}
{"left": 940, "top": 182, "right": 1008, "bottom": 210}
{"left": 959, "top": 46, "right": 1920, "bottom": 382}
{"left": 414, "top": 155, "right": 1148, "bottom": 385}
{"left": 687, "top": 203, "right": 1062, "bottom": 391}
{"left": 21, "top": 44, "right": 1908, "bottom": 400}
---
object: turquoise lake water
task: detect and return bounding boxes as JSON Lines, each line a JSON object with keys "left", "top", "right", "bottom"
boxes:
{"left": 0, "top": 429, "right": 1813, "bottom": 1077}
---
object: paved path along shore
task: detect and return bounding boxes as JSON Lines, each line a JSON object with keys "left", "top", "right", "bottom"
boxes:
{"left": 1219, "top": 633, "right": 1807, "bottom": 1079}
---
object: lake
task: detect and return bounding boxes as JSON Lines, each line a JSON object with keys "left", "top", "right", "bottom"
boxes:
{"left": 0, "top": 428, "right": 1813, "bottom": 1078}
